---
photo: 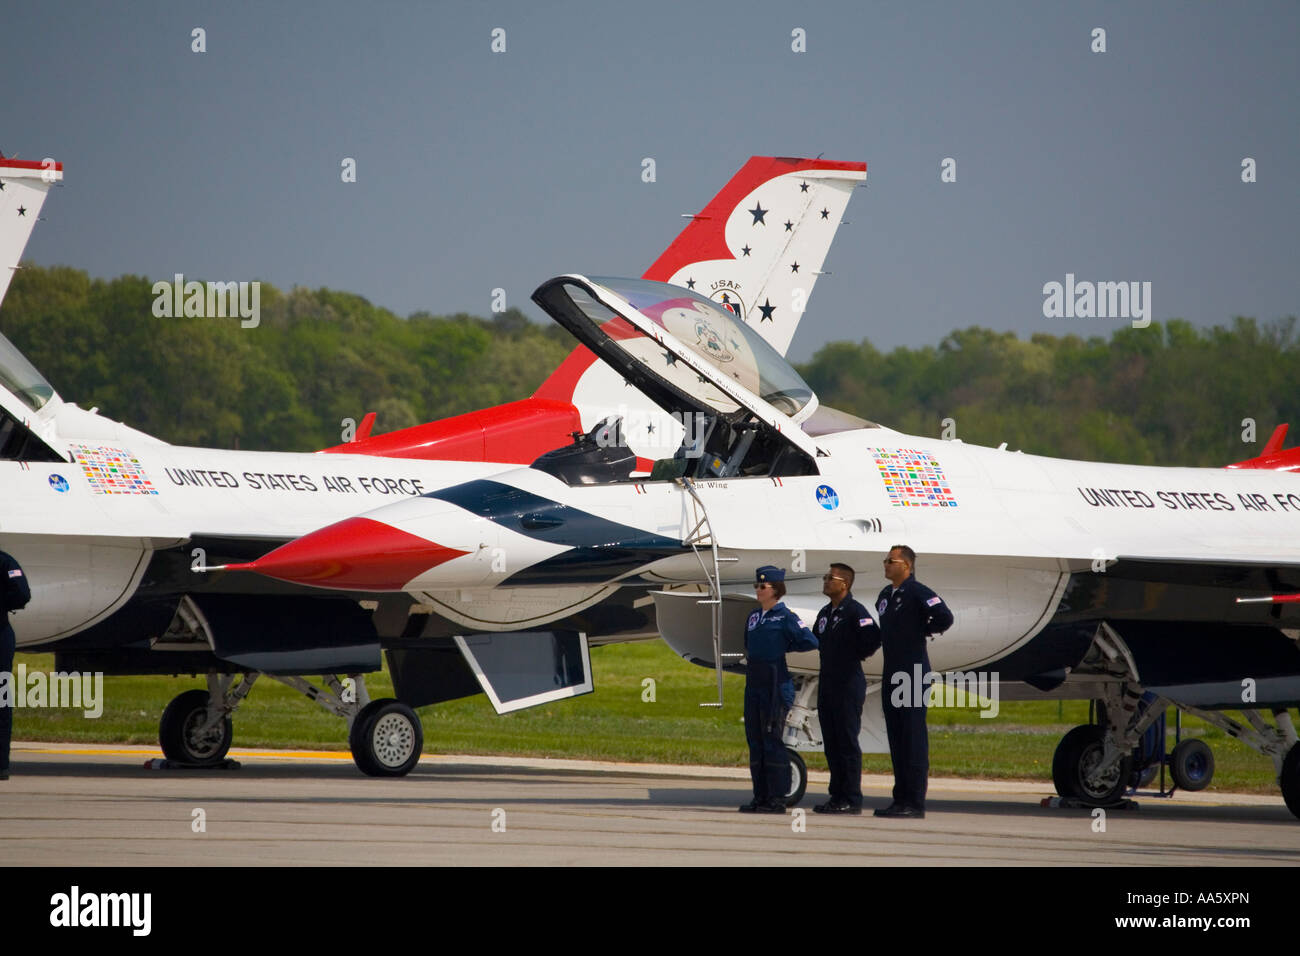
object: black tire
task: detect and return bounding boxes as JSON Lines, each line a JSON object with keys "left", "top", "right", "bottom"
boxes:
{"left": 784, "top": 748, "right": 808, "bottom": 807}
{"left": 1280, "top": 745, "right": 1300, "bottom": 820}
{"left": 1052, "top": 724, "right": 1132, "bottom": 805}
{"left": 349, "top": 699, "right": 423, "bottom": 777}
{"left": 159, "top": 689, "right": 233, "bottom": 766}
{"left": 1169, "top": 738, "right": 1215, "bottom": 792}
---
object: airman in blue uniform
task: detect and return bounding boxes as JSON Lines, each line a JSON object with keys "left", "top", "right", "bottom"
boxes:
{"left": 812, "top": 563, "right": 879, "bottom": 813}
{"left": 0, "top": 549, "right": 31, "bottom": 780}
{"left": 739, "top": 565, "right": 818, "bottom": 813}
{"left": 874, "top": 545, "right": 952, "bottom": 818}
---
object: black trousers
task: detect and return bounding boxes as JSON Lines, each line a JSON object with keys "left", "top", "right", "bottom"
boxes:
{"left": 818, "top": 674, "right": 866, "bottom": 805}
{"left": 882, "top": 685, "right": 928, "bottom": 810}
{"left": 744, "top": 681, "right": 789, "bottom": 801}
{"left": 0, "top": 623, "right": 13, "bottom": 771}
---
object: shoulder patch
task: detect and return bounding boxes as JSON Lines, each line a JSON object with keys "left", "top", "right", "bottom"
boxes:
{"left": 859, "top": 617, "right": 873, "bottom": 627}
{"left": 747, "top": 611, "right": 760, "bottom": 630}
{"left": 877, "top": 599, "right": 888, "bottom": 615}
{"left": 8, "top": 569, "right": 22, "bottom": 578}
{"left": 926, "top": 596, "right": 942, "bottom": 607}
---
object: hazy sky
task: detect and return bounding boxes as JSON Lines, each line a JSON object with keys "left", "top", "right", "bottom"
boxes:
{"left": 3, "top": 1, "right": 1296, "bottom": 360}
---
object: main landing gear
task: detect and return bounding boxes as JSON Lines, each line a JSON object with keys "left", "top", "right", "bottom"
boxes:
{"left": 1052, "top": 723, "right": 1132, "bottom": 805}
{"left": 158, "top": 672, "right": 427, "bottom": 776}
{"left": 785, "top": 748, "right": 808, "bottom": 807}
{"left": 780, "top": 673, "right": 819, "bottom": 808}
{"left": 1050, "top": 684, "right": 1300, "bottom": 818}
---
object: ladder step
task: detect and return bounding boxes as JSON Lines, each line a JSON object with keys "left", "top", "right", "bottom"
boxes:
{"left": 716, "top": 556, "right": 739, "bottom": 562}
{"left": 696, "top": 599, "right": 721, "bottom": 605}
{"left": 721, "top": 652, "right": 744, "bottom": 658}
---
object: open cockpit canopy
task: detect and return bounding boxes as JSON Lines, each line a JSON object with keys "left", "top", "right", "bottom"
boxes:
{"left": 0, "top": 328, "right": 55, "bottom": 411}
{"left": 532, "top": 275, "right": 824, "bottom": 484}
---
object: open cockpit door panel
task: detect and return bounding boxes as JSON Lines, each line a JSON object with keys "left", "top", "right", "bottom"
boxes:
{"left": 0, "top": 298, "right": 58, "bottom": 417}
{"left": 452, "top": 630, "right": 593, "bottom": 714}
{"left": 0, "top": 328, "right": 65, "bottom": 456}
{"left": 531, "top": 275, "right": 823, "bottom": 482}
{"left": 0, "top": 401, "right": 63, "bottom": 461}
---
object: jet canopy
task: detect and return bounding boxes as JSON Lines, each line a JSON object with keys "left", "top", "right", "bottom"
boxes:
{"left": 535, "top": 276, "right": 819, "bottom": 421}
{"left": 532, "top": 275, "right": 824, "bottom": 483}
{"left": 0, "top": 329, "right": 55, "bottom": 411}
{"left": 587, "top": 277, "right": 816, "bottom": 418}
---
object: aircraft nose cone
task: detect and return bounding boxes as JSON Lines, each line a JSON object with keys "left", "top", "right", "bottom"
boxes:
{"left": 227, "top": 516, "right": 469, "bottom": 590}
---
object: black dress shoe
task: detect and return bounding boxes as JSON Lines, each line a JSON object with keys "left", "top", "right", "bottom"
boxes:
{"left": 875, "top": 804, "right": 925, "bottom": 818}
{"left": 872, "top": 804, "right": 900, "bottom": 817}
{"left": 738, "top": 799, "right": 762, "bottom": 813}
{"left": 754, "top": 799, "right": 788, "bottom": 814}
{"left": 815, "top": 800, "right": 861, "bottom": 814}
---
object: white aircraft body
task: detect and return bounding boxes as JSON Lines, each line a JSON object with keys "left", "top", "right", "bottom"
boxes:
{"left": 232, "top": 275, "right": 1300, "bottom": 815}
{"left": 0, "top": 154, "right": 868, "bottom": 776}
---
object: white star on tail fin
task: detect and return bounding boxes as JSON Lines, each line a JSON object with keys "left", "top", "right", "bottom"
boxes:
{"left": 643, "top": 156, "right": 866, "bottom": 356}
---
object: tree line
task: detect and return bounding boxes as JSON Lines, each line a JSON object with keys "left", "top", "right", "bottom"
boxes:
{"left": 4, "top": 265, "right": 1295, "bottom": 467}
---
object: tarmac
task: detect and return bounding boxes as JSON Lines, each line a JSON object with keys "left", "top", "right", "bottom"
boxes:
{"left": 3, "top": 742, "right": 1299, "bottom": 865}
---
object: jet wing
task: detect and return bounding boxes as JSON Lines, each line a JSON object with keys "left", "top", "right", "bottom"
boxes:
{"left": 1054, "top": 553, "right": 1300, "bottom": 630}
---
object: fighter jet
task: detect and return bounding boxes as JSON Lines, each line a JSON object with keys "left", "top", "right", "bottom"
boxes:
{"left": 233, "top": 274, "right": 1300, "bottom": 818}
{"left": 1, "top": 155, "right": 866, "bottom": 777}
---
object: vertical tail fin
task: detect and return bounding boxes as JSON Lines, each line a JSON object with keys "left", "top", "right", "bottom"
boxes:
{"left": 0, "top": 157, "right": 63, "bottom": 309}
{"left": 534, "top": 156, "right": 865, "bottom": 407}
{"left": 643, "top": 156, "right": 866, "bottom": 356}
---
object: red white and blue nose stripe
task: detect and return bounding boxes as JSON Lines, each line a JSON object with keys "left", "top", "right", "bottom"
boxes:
{"left": 224, "top": 479, "right": 683, "bottom": 592}
{"left": 223, "top": 515, "right": 472, "bottom": 590}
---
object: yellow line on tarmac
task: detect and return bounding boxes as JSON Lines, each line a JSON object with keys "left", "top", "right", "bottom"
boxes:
{"left": 28, "top": 745, "right": 353, "bottom": 761}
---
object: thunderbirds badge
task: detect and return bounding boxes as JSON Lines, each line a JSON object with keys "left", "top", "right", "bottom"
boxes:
{"left": 816, "top": 485, "right": 839, "bottom": 510}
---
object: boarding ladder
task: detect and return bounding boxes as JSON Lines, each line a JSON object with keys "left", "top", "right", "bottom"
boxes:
{"left": 676, "top": 477, "right": 740, "bottom": 707}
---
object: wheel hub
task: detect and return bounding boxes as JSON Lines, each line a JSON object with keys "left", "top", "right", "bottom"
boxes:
{"left": 183, "top": 708, "right": 224, "bottom": 759}
{"left": 1079, "top": 743, "right": 1122, "bottom": 799}
{"left": 371, "top": 713, "right": 415, "bottom": 767}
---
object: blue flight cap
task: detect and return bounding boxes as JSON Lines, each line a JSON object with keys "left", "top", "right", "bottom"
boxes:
{"left": 755, "top": 565, "right": 785, "bottom": 583}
